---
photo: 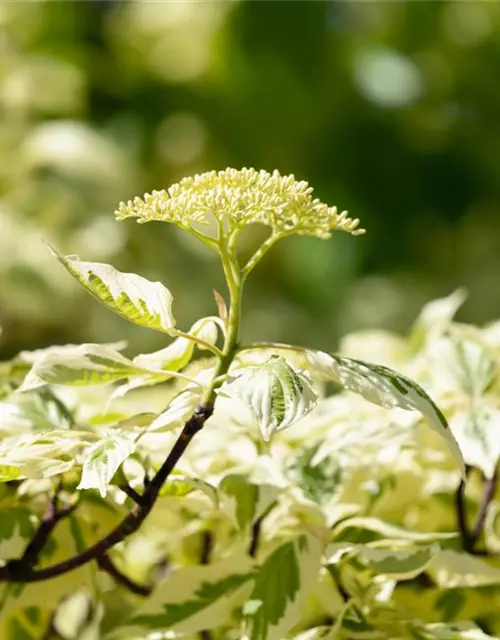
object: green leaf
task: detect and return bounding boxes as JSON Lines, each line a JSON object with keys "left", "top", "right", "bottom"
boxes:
{"left": 220, "top": 473, "right": 279, "bottom": 530}
{"left": 78, "top": 435, "right": 136, "bottom": 498}
{"left": 219, "top": 356, "right": 318, "bottom": 441}
{"left": 248, "top": 534, "right": 323, "bottom": 640}
{"left": 0, "top": 465, "right": 21, "bottom": 482}
{"left": 306, "top": 350, "right": 465, "bottom": 476}
{"left": 357, "top": 543, "right": 440, "bottom": 580}
{"left": 52, "top": 249, "right": 176, "bottom": 334}
{"left": 18, "top": 344, "right": 147, "bottom": 390}
{"left": 111, "top": 556, "right": 255, "bottom": 636}
{"left": 0, "top": 507, "right": 34, "bottom": 561}
{"left": 451, "top": 404, "right": 500, "bottom": 479}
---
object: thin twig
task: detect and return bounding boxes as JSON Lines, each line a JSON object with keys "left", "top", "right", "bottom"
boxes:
{"left": 471, "top": 467, "right": 499, "bottom": 547}
{"left": 20, "top": 490, "right": 77, "bottom": 568}
{"left": 199, "top": 531, "right": 213, "bottom": 565}
{"left": 248, "top": 501, "right": 276, "bottom": 558}
{"left": 248, "top": 517, "right": 262, "bottom": 559}
{"left": 327, "top": 565, "right": 350, "bottom": 603}
{"left": 119, "top": 482, "right": 145, "bottom": 506}
{"left": 455, "top": 466, "right": 472, "bottom": 553}
{"left": 0, "top": 403, "right": 213, "bottom": 584}
{"left": 97, "top": 554, "right": 151, "bottom": 596}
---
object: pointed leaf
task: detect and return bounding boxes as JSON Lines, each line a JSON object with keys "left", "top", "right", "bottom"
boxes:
{"left": 411, "top": 289, "right": 467, "bottom": 349}
{"left": 111, "top": 556, "right": 255, "bottom": 636}
{"left": 149, "top": 386, "right": 201, "bottom": 433}
{"left": 247, "top": 534, "right": 323, "bottom": 640}
{"left": 428, "top": 327, "right": 496, "bottom": 398}
{"left": 451, "top": 404, "right": 500, "bottom": 479}
{"left": 219, "top": 356, "right": 318, "bottom": 441}
{"left": 427, "top": 549, "right": 500, "bottom": 587}
{"left": 78, "top": 435, "right": 135, "bottom": 498}
{"left": 358, "top": 543, "right": 440, "bottom": 580}
{"left": 306, "top": 350, "right": 465, "bottom": 476}
{"left": 331, "top": 517, "right": 457, "bottom": 544}
{"left": 0, "top": 390, "right": 72, "bottom": 434}
{"left": 19, "top": 344, "right": 147, "bottom": 390}
{"left": 52, "top": 249, "right": 176, "bottom": 334}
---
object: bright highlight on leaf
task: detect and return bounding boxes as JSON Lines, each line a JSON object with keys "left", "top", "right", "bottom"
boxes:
{"left": 51, "top": 248, "right": 176, "bottom": 334}
{"left": 18, "top": 343, "right": 148, "bottom": 390}
{"left": 78, "top": 434, "right": 135, "bottom": 498}
{"left": 219, "top": 356, "right": 318, "bottom": 441}
{"left": 306, "top": 349, "right": 465, "bottom": 476}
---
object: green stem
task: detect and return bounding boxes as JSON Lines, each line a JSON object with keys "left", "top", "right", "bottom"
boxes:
{"left": 236, "top": 341, "right": 307, "bottom": 354}
{"left": 204, "top": 240, "right": 242, "bottom": 403}
{"left": 241, "top": 232, "right": 285, "bottom": 280}
{"left": 169, "top": 329, "right": 224, "bottom": 359}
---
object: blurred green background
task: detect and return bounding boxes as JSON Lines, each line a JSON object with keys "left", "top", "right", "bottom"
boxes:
{"left": 1, "top": 0, "right": 500, "bottom": 360}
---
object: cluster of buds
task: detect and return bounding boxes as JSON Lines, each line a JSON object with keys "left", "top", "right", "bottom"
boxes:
{"left": 115, "top": 168, "right": 364, "bottom": 240}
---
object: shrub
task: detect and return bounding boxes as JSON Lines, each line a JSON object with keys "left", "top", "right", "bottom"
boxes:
{"left": 0, "top": 169, "right": 497, "bottom": 639}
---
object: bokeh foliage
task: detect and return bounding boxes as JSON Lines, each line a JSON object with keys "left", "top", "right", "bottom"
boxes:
{"left": 1, "top": 0, "right": 500, "bottom": 358}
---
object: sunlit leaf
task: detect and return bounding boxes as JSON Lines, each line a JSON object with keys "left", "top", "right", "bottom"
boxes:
{"left": 331, "top": 517, "right": 457, "bottom": 544}
{"left": 305, "top": 350, "right": 465, "bottom": 476}
{"left": 431, "top": 330, "right": 496, "bottom": 398}
{"left": 162, "top": 475, "right": 219, "bottom": 508}
{"left": 411, "top": 289, "right": 467, "bottom": 350}
{"left": 110, "top": 556, "right": 255, "bottom": 636}
{"left": 134, "top": 316, "right": 219, "bottom": 372}
{"left": 219, "top": 356, "right": 318, "bottom": 441}
{"left": 427, "top": 549, "right": 500, "bottom": 588}
{"left": 18, "top": 344, "right": 147, "bottom": 391}
{"left": 451, "top": 404, "right": 500, "bottom": 479}
{"left": 409, "top": 621, "right": 499, "bottom": 640}
{"left": 78, "top": 435, "right": 136, "bottom": 498}
{"left": 52, "top": 249, "right": 176, "bottom": 334}
{"left": 148, "top": 386, "right": 202, "bottom": 432}
{"left": 0, "top": 390, "right": 72, "bottom": 434}
{"left": 358, "top": 543, "right": 440, "bottom": 580}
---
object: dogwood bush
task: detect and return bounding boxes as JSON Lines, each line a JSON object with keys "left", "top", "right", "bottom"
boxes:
{"left": 0, "top": 169, "right": 497, "bottom": 639}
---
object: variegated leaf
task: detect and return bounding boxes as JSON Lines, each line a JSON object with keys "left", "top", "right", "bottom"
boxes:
{"left": 109, "top": 556, "right": 255, "bottom": 636}
{"left": 218, "top": 356, "right": 318, "bottom": 441}
{"left": 78, "top": 435, "right": 136, "bottom": 498}
{"left": 305, "top": 350, "right": 465, "bottom": 476}
{"left": 247, "top": 534, "right": 323, "bottom": 640}
{"left": 52, "top": 248, "right": 176, "bottom": 334}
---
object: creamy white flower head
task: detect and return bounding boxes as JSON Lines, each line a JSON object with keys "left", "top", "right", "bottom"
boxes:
{"left": 115, "top": 167, "right": 365, "bottom": 239}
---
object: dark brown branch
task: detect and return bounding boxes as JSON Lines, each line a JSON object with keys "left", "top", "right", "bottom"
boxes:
{"left": 20, "top": 489, "right": 77, "bottom": 569}
{"left": 471, "top": 466, "right": 498, "bottom": 546}
{"left": 0, "top": 402, "right": 213, "bottom": 584}
{"left": 248, "top": 517, "right": 262, "bottom": 558}
{"left": 97, "top": 554, "right": 152, "bottom": 596}
{"left": 199, "top": 531, "right": 213, "bottom": 565}
{"left": 248, "top": 501, "right": 276, "bottom": 558}
{"left": 119, "top": 482, "right": 145, "bottom": 506}
{"left": 327, "top": 565, "right": 350, "bottom": 603}
{"left": 455, "top": 466, "right": 473, "bottom": 553}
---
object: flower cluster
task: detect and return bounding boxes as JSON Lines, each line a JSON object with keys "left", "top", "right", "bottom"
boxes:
{"left": 115, "top": 168, "right": 365, "bottom": 239}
